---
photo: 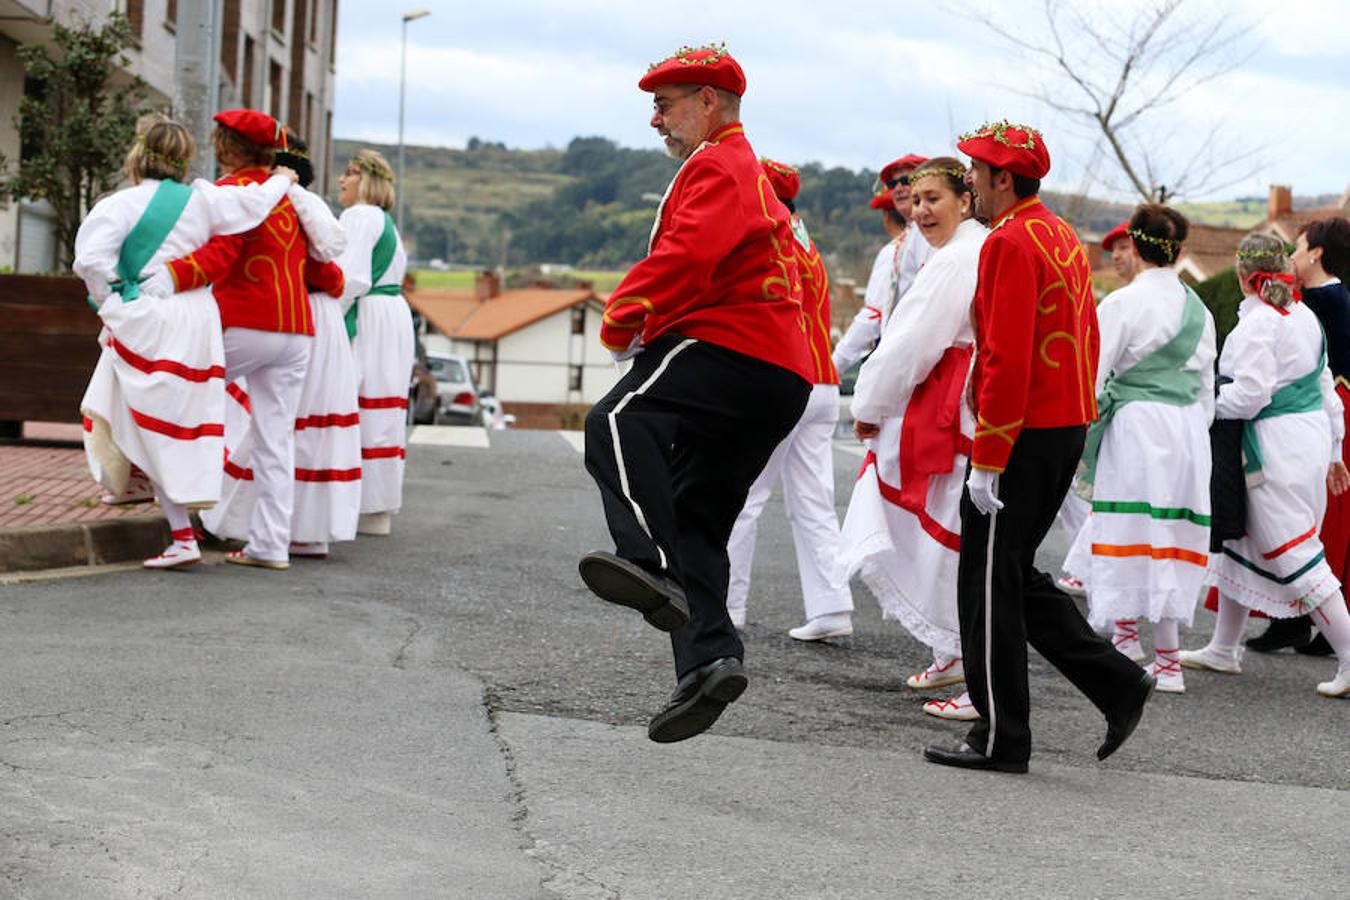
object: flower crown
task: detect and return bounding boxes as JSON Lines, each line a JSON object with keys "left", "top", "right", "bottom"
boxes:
{"left": 910, "top": 165, "right": 968, "bottom": 184}
{"left": 958, "top": 120, "right": 1041, "bottom": 150}
{"left": 139, "top": 136, "right": 188, "bottom": 171}
{"left": 1127, "top": 228, "right": 1183, "bottom": 262}
{"left": 648, "top": 41, "right": 728, "bottom": 71}
{"left": 1236, "top": 242, "right": 1294, "bottom": 260}
{"left": 352, "top": 156, "right": 394, "bottom": 182}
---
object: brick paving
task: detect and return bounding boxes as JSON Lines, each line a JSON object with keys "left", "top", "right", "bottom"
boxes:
{"left": 0, "top": 423, "right": 159, "bottom": 530}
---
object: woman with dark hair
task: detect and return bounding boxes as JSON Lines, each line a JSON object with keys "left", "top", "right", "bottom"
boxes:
{"left": 75, "top": 116, "right": 297, "bottom": 569}
{"left": 839, "top": 157, "right": 988, "bottom": 720}
{"left": 1180, "top": 234, "right": 1350, "bottom": 697}
{"left": 1063, "top": 204, "right": 1216, "bottom": 693}
{"left": 1247, "top": 216, "right": 1350, "bottom": 654}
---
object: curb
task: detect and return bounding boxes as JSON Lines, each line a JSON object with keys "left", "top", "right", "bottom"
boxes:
{"left": 0, "top": 515, "right": 171, "bottom": 574}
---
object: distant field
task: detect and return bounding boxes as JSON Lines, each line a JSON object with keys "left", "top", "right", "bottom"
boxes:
{"left": 411, "top": 268, "right": 626, "bottom": 292}
{"left": 1173, "top": 199, "right": 1268, "bottom": 229}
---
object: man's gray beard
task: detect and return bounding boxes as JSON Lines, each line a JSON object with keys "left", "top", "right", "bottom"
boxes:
{"left": 662, "top": 137, "right": 687, "bottom": 160}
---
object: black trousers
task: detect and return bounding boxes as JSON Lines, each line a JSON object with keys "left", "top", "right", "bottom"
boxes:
{"left": 957, "top": 425, "right": 1144, "bottom": 764}
{"left": 584, "top": 334, "right": 811, "bottom": 678}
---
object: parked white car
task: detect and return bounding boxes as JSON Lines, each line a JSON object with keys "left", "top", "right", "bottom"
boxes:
{"left": 426, "top": 353, "right": 481, "bottom": 425}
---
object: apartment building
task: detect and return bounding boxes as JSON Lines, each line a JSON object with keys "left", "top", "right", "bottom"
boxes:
{"left": 0, "top": 0, "right": 338, "bottom": 272}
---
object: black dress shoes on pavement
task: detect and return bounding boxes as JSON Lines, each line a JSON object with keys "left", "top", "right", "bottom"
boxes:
{"left": 578, "top": 551, "right": 690, "bottom": 632}
{"left": 922, "top": 743, "right": 1028, "bottom": 774}
{"left": 1098, "top": 671, "right": 1156, "bottom": 761}
{"left": 1245, "top": 615, "right": 1312, "bottom": 653}
{"left": 1297, "top": 631, "right": 1334, "bottom": 656}
{"left": 648, "top": 657, "right": 747, "bottom": 744}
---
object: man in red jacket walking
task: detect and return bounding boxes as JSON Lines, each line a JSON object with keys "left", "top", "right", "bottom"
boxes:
{"left": 579, "top": 44, "right": 813, "bottom": 743}
{"left": 924, "top": 121, "right": 1153, "bottom": 774}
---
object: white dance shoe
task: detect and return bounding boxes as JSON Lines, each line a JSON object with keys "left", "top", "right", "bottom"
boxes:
{"left": 357, "top": 512, "right": 392, "bottom": 536}
{"left": 788, "top": 613, "right": 853, "bottom": 641}
{"left": 1177, "top": 646, "right": 1243, "bottom": 675}
{"left": 727, "top": 607, "right": 747, "bottom": 630}
{"left": 143, "top": 541, "right": 201, "bottom": 570}
{"left": 1149, "top": 657, "right": 1186, "bottom": 694}
{"left": 923, "top": 689, "right": 980, "bottom": 720}
{"left": 906, "top": 657, "right": 965, "bottom": 690}
{"left": 1315, "top": 664, "right": 1350, "bottom": 698}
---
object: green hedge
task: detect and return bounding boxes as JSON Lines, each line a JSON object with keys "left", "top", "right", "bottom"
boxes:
{"left": 1192, "top": 268, "right": 1242, "bottom": 349}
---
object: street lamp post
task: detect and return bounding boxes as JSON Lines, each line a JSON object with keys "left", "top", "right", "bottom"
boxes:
{"left": 397, "top": 8, "right": 431, "bottom": 236}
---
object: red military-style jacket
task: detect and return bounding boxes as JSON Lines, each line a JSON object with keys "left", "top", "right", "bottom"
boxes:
{"left": 790, "top": 214, "right": 840, "bottom": 386}
{"left": 970, "top": 196, "right": 1099, "bottom": 472}
{"left": 600, "top": 123, "right": 814, "bottom": 383}
{"left": 167, "top": 166, "right": 314, "bottom": 336}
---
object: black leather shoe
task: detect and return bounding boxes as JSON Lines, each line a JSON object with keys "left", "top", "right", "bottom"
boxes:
{"left": 1296, "top": 631, "right": 1334, "bottom": 656}
{"left": 1245, "top": 615, "right": 1312, "bottom": 653}
{"left": 1098, "top": 671, "right": 1156, "bottom": 761}
{"left": 578, "top": 551, "right": 690, "bottom": 632}
{"left": 648, "top": 657, "right": 747, "bottom": 743}
{"left": 922, "top": 742, "right": 1028, "bottom": 774}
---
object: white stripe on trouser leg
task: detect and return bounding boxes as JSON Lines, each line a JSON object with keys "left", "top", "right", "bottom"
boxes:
{"left": 983, "top": 505, "right": 998, "bottom": 757}
{"left": 607, "top": 338, "right": 697, "bottom": 571}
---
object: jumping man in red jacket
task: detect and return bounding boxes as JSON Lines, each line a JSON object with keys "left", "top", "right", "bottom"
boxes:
{"left": 579, "top": 44, "right": 813, "bottom": 744}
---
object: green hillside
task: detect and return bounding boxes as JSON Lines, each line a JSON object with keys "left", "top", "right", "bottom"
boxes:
{"left": 332, "top": 136, "right": 1322, "bottom": 290}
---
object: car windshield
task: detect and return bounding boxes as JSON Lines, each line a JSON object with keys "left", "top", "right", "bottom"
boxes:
{"left": 428, "top": 357, "right": 467, "bottom": 381}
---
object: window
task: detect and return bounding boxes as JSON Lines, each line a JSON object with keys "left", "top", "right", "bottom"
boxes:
{"left": 269, "top": 61, "right": 283, "bottom": 119}
{"left": 570, "top": 306, "right": 585, "bottom": 335}
{"left": 569, "top": 366, "right": 584, "bottom": 392}
{"left": 272, "top": 0, "right": 287, "bottom": 35}
{"left": 125, "top": 0, "right": 145, "bottom": 39}
{"left": 221, "top": 0, "right": 241, "bottom": 81}
{"left": 308, "top": 0, "right": 320, "bottom": 44}
{"left": 242, "top": 36, "right": 256, "bottom": 107}
{"left": 165, "top": 0, "right": 177, "bottom": 27}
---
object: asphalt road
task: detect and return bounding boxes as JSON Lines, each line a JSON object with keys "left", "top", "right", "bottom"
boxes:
{"left": 0, "top": 427, "right": 1345, "bottom": 898}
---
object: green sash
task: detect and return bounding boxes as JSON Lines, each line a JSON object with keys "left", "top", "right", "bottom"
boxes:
{"left": 1079, "top": 285, "right": 1207, "bottom": 487}
{"left": 88, "top": 179, "right": 193, "bottom": 310}
{"left": 345, "top": 212, "right": 399, "bottom": 340}
{"left": 1242, "top": 336, "right": 1326, "bottom": 479}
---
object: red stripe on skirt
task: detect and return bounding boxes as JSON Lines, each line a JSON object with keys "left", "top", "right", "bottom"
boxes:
{"left": 361, "top": 446, "right": 406, "bottom": 460}
{"left": 296, "top": 412, "right": 360, "bottom": 429}
{"left": 226, "top": 382, "right": 251, "bottom": 413}
{"left": 358, "top": 396, "right": 408, "bottom": 410}
{"left": 296, "top": 466, "right": 363, "bottom": 482}
{"left": 111, "top": 336, "right": 225, "bottom": 382}
{"left": 129, "top": 407, "right": 224, "bottom": 440}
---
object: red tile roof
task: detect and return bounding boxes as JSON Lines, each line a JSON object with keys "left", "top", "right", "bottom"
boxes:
{"left": 409, "top": 287, "right": 599, "bottom": 341}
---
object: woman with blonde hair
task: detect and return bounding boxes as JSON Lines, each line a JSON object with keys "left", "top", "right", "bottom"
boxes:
{"left": 1180, "top": 233, "right": 1350, "bottom": 697}
{"left": 838, "top": 157, "right": 988, "bottom": 720}
{"left": 336, "top": 149, "right": 415, "bottom": 536}
{"left": 74, "top": 115, "right": 297, "bottom": 568}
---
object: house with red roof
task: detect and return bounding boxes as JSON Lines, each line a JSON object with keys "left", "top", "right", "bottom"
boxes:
{"left": 408, "top": 273, "right": 620, "bottom": 428}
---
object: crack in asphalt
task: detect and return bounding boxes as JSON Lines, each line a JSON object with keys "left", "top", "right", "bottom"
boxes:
{"left": 392, "top": 619, "right": 424, "bottom": 669}
{"left": 481, "top": 685, "right": 621, "bottom": 900}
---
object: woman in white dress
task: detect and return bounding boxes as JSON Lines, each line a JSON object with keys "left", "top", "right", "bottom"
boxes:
{"left": 1180, "top": 233, "right": 1350, "bottom": 697}
{"left": 201, "top": 133, "right": 362, "bottom": 558}
{"left": 1063, "top": 205, "right": 1216, "bottom": 693}
{"left": 75, "top": 117, "right": 295, "bottom": 569}
{"left": 839, "top": 158, "right": 988, "bottom": 720}
{"left": 336, "top": 149, "right": 415, "bottom": 536}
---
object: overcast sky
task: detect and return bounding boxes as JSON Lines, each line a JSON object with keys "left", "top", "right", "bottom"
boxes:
{"left": 332, "top": 0, "right": 1350, "bottom": 202}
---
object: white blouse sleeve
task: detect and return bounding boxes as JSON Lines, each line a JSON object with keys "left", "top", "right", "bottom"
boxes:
{"left": 288, "top": 186, "right": 347, "bottom": 262}
{"left": 72, "top": 195, "right": 129, "bottom": 305}
{"left": 192, "top": 175, "right": 292, "bottom": 236}
{"left": 1320, "top": 363, "right": 1344, "bottom": 463}
{"left": 851, "top": 251, "right": 973, "bottom": 425}
{"left": 1093, "top": 294, "right": 1128, "bottom": 397}
{"left": 1198, "top": 312, "right": 1218, "bottom": 424}
{"left": 336, "top": 206, "right": 379, "bottom": 308}
{"left": 1215, "top": 309, "right": 1279, "bottom": 420}
{"left": 832, "top": 306, "right": 881, "bottom": 374}
{"left": 894, "top": 230, "right": 931, "bottom": 304}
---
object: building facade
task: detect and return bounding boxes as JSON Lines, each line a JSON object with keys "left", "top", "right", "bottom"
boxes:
{"left": 0, "top": 0, "right": 338, "bottom": 272}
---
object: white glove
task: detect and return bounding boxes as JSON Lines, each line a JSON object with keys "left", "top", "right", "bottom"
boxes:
{"left": 609, "top": 332, "right": 644, "bottom": 362}
{"left": 140, "top": 265, "right": 174, "bottom": 298}
{"left": 966, "top": 468, "right": 1004, "bottom": 515}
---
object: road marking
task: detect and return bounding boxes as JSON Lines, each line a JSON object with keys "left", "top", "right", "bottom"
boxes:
{"left": 558, "top": 431, "right": 585, "bottom": 453}
{"left": 408, "top": 425, "right": 490, "bottom": 448}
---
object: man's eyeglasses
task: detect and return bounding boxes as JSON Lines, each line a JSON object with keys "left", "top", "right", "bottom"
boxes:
{"left": 652, "top": 87, "right": 705, "bottom": 116}
{"left": 884, "top": 175, "right": 912, "bottom": 189}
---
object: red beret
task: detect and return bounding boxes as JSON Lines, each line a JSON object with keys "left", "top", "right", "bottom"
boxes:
{"left": 880, "top": 154, "right": 928, "bottom": 183}
{"left": 869, "top": 188, "right": 894, "bottom": 210}
{"left": 1102, "top": 221, "right": 1130, "bottom": 251}
{"left": 639, "top": 42, "right": 746, "bottom": 97}
{"left": 760, "top": 158, "right": 800, "bottom": 201}
{"left": 213, "top": 109, "right": 287, "bottom": 149}
{"left": 956, "top": 121, "right": 1050, "bottom": 179}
